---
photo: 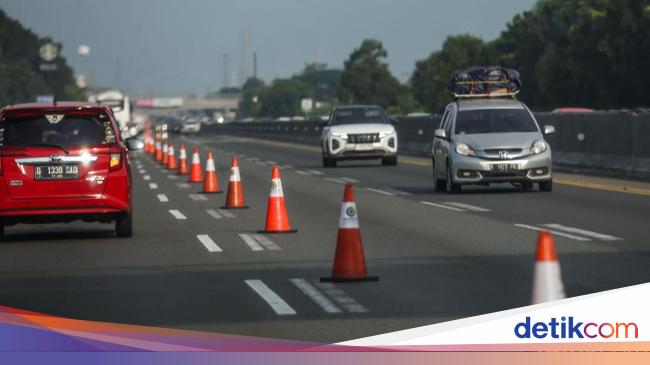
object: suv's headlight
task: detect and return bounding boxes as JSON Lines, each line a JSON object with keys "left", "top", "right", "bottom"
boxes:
{"left": 455, "top": 143, "right": 476, "bottom": 157}
{"left": 529, "top": 140, "right": 547, "bottom": 155}
{"left": 331, "top": 132, "right": 347, "bottom": 139}
{"left": 379, "top": 130, "right": 396, "bottom": 138}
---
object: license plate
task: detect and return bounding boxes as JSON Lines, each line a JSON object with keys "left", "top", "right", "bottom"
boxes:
{"left": 491, "top": 163, "right": 519, "bottom": 172}
{"left": 35, "top": 165, "right": 79, "bottom": 180}
{"left": 354, "top": 144, "right": 373, "bottom": 151}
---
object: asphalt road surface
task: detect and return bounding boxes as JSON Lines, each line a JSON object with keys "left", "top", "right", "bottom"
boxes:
{"left": 0, "top": 133, "right": 648, "bottom": 343}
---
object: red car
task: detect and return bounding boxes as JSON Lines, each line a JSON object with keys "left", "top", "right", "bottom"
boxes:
{"left": 0, "top": 102, "right": 143, "bottom": 237}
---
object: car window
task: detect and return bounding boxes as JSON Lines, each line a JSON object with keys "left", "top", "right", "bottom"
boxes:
{"left": 0, "top": 113, "right": 117, "bottom": 148}
{"left": 332, "top": 107, "right": 387, "bottom": 125}
{"left": 454, "top": 108, "right": 538, "bottom": 134}
{"left": 445, "top": 105, "right": 455, "bottom": 136}
{"left": 439, "top": 107, "right": 449, "bottom": 130}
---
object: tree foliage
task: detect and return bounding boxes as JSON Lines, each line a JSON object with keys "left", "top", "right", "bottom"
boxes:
{"left": 338, "top": 39, "right": 401, "bottom": 108}
{"left": 0, "top": 9, "right": 83, "bottom": 106}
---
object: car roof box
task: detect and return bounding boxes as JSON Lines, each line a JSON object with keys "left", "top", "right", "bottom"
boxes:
{"left": 449, "top": 66, "right": 521, "bottom": 99}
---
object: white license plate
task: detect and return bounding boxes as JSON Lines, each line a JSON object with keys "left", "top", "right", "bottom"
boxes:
{"left": 490, "top": 163, "right": 520, "bottom": 172}
{"left": 354, "top": 144, "right": 373, "bottom": 151}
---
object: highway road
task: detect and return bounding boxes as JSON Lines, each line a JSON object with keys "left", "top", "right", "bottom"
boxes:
{"left": 0, "top": 133, "right": 649, "bottom": 343}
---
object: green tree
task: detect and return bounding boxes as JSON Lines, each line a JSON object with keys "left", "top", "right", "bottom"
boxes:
{"left": 237, "top": 78, "right": 267, "bottom": 118}
{"left": 411, "top": 34, "right": 490, "bottom": 113}
{"left": 338, "top": 39, "right": 401, "bottom": 108}
{"left": 260, "top": 78, "right": 312, "bottom": 117}
{"left": 294, "top": 63, "right": 342, "bottom": 104}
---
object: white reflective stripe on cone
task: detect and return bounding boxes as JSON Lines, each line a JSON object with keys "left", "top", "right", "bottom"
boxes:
{"left": 230, "top": 166, "right": 241, "bottom": 182}
{"left": 531, "top": 261, "right": 565, "bottom": 304}
{"left": 339, "top": 202, "right": 360, "bottom": 229}
{"left": 179, "top": 149, "right": 187, "bottom": 159}
{"left": 168, "top": 146, "right": 175, "bottom": 155}
{"left": 192, "top": 153, "right": 200, "bottom": 164}
{"left": 205, "top": 158, "right": 215, "bottom": 171}
{"left": 269, "top": 178, "right": 283, "bottom": 197}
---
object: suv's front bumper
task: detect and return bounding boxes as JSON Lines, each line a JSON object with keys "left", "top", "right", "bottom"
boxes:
{"left": 326, "top": 136, "right": 398, "bottom": 160}
{"left": 451, "top": 150, "right": 552, "bottom": 184}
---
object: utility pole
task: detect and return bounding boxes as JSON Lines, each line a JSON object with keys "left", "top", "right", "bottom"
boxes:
{"left": 223, "top": 53, "right": 230, "bottom": 89}
{"left": 239, "top": 30, "right": 249, "bottom": 87}
{"left": 253, "top": 52, "right": 257, "bottom": 80}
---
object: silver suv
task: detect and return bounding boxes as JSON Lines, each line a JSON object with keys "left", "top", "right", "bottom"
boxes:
{"left": 321, "top": 105, "right": 398, "bottom": 167}
{"left": 432, "top": 98, "right": 554, "bottom": 193}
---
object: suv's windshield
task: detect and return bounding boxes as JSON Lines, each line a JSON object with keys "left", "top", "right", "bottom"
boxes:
{"left": 455, "top": 109, "right": 538, "bottom": 134}
{"left": 0, "top": 113, "right": 116, "bottom": 148}
{"left": 331, "top": 107, "right": 387, "bottom": 125}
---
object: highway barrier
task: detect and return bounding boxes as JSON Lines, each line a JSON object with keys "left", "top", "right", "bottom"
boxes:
{"left": 200, "top": 111, "right": 650, "bottom": 180}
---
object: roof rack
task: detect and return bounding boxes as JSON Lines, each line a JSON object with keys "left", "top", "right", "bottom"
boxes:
{"left": 450, "top": 66, "right": 521, "bottom": 99}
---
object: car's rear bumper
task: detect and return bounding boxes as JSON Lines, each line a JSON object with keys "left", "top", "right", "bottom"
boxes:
{"left": 451, "top": 151, "right": 552, "bottom": 184}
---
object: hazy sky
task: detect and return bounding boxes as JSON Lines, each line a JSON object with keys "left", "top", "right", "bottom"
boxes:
{"left": 0, "top": 0, "right": 537, "bottom": 97}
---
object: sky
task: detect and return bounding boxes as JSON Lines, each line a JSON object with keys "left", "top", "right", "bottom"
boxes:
{"left": 0, "top": 0, "right": 537, "bottom": 97}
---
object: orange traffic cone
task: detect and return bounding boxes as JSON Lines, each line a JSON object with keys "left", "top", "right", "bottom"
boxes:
{"left": 200, "top": 152, "right": 222, "bottom": 193}
{"left": 531, "top": 231, "right": 565, "bottom": 304}
{"left": 321, "top": 184, "right": 378, "bottom": 282}
{"left": 162, "top": 141, "right": 169, "bottom": 166}
{"left": 188, "top": 147, "right": 203, "bottom": 183}
{"left": 177, "top": 144, "right": 189, "bottom": 175}
{"left": 221, "top": 155, "right": 249, "bottom": 209}
{"left": 155, "top": 139, "right": 163, "bottom": 161}
{"left": 258, "top": 165, "right": 297, "bottom": 234}
{"left": 167, "top": 144, "right": 177, "bottom": 170}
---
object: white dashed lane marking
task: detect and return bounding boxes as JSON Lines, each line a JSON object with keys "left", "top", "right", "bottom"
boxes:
{"left": 444, "top": 202, "right": 492, "bottom": 212}
{"left": 514, "top": 224, "right": 591, "bottom": 241}
{"left": 420, "top": 201, "right": 465, "bottom": 212}
{"left": 339, "top": 177, "right": 359, "bottom": 183}
{"left": 289, "top": 278, "right": 341, "bottom": 314}
{"left": 168, "top": 209, "right": 187, "bottom": 220}
{"left": 148, "top": 183, "right": 159, "bottom": 190}
{"left": 252, "top": 234, "right": 281, "bottom": 250}
{"left": 188, "top": 194, "right": 208, "bottom": 202}
{"left": 307, "top": 170, "right": 323, "bottom": 175}
{"left": 421, "top": 201, "right": 491, "bottom": 213}
{"left": 176, "top": 182, "right": 191, "bottom": 189}
{"left": 143, "top": 175, "right": 151, "bottom": 181}
{"left": 238, "top": 234, "right": 264, "bottom": 251}
{"left": 168, "top": 174, "right": 178, "bottom": 180}
{"left": 325, "top": 177, "right": 346, "bottom": 184}
{"left": 196, "top": 234, "right": 223, "bottom": 253}
{"left": 542, "top": 224, "right": 623, "bottom": 241}
{"left": 315, "top": 282, "right": 368, "bottom": 313}
{"left": 366, "top": 188, "right": 396, "bottom": 196}
{"left": 157, "top": 194, "right": 169, "bottom": 202}
{"left": 206, "top": 209, "right": 236, "bottom": 219}
{"left": 245, "top": 280, "right": 296, "bottom": 316}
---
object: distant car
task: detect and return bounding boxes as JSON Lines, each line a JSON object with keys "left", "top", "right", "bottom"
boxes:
{"left": 432, "top": 98, "right": 554, "bottom": 193}
{"left": 180, "top": 119, "right": 201, "bottom": 134}
{"left": 0, "top": 102, "right": 143, "bottom": 237}
{"left": 320, "top": 105, "right": 398, "bottom": 167}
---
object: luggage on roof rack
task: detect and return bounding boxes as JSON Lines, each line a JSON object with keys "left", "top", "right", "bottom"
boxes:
{"left": 449, "top": 66, "right": 522, "bottom": 99}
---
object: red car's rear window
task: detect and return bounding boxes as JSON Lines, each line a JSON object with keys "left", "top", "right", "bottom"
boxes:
{"left": 0, "top": 112, "right": 117, "bottom": 148}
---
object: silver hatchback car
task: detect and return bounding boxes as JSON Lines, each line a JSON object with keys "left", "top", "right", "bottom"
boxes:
{"left": 432, "top": 98, "right": 554, "bottom": 193}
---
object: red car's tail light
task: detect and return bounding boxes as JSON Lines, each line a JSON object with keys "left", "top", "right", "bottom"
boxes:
{"left": 109, "top": 152, "right": 122, "bottom": 171}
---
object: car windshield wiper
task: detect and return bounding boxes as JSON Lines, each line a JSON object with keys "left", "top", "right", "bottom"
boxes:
{"left": 26, "top": 143, "right": 69, "bottom": 154}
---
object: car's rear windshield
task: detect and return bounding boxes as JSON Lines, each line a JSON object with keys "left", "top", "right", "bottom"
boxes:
{"left": 0, "top": 113, "right": 117, "bottom": 148}
{"left": 455, "top": 109, "right": 538, "bottom": 134}
{"left": 332, "top": 107, "right": 387, "bottom": 125}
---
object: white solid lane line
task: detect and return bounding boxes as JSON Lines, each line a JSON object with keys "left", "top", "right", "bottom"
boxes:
{"left": 420, "top": 201, "right": 465, "bottom": 212}
{"left": 143, "top": 175, "right": 151, "bottom": 180}
{"left": 253, "top": 234, "right": 281, "bottom": 251}
{"left": 149, "top": 183, "right": 159, "bottom": 190}
{"left": 197, "top": 234, "right": 223, "bottom": 253}
{"left": 543, "top": 224, "right": 623, "bottom": 241}
{"left": 206, "top": 209, "right": 222, "bottom": 220}
{"left": 315, "top": 282, "right": 368, "bottom": 313}
{"left": 514, "top": 224, "right": 591, "bottom": 241}
{"left": 168, "top": 209, "right": 187, "bottom": 220}
{"left": 245, "top": 280, "right": 296, "bottom": 316}
{"left": 289, "top": 278, "right": 342, "bottom": 314}
{"left": 444, "top": 202, "right": 492, "bottom": 212}
{"left": 188, "top": 194, "right": 208, "bottom": 201}
{"left": 157, "top": 194, "right": 169, "bottom": 202}
{"left": 366, "top": 188, "right": 396, "bottom": 196}
{"left": 238, "top": 234, "right": 264, "bottom": 251}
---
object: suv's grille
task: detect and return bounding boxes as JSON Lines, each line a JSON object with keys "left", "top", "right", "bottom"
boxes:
{"left": 348, "top": 133, "right": 379, "bottom": 144}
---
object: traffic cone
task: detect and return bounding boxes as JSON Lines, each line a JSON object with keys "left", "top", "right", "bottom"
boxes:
{"left": 167, "top": 144, "right": 177, "bottom": 170}
{"left": 258, "top": 165, "right": 297, "bottom": 234}
{"left": 155, "top": 139, "right": 163, "bottom": 161}
{"left": 200, "top": 152, "right": 222, "bottom": 193}
{"left": 531, "top": 231, "right": 565, "bottom": 304}
{"left": 321, "top": 184, "right": 378, "bottom": 282}
{"left": 221, "top": 155, "right": 249, "bottom": 209}
{"left": 188, "top": 147, "right": 203, "bottom": 183}
{"left": 177, "top": 144, "right": 189, "bottom": 175}
{"left": 162, "top": 141, "right": 169, "bottom": 166}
